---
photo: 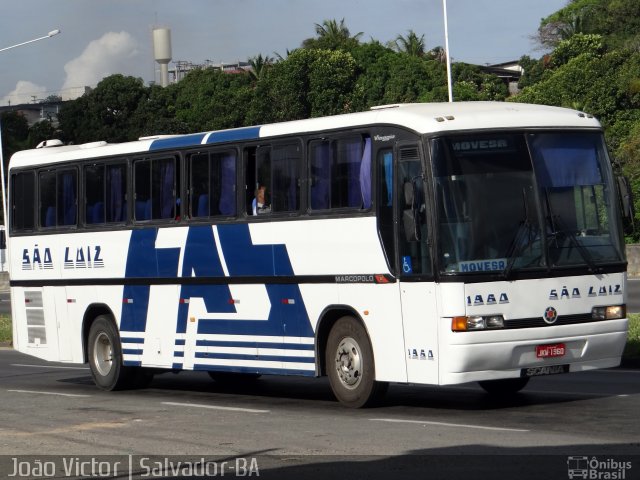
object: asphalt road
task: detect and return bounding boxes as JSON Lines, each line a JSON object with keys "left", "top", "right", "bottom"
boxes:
{"left": 0, "top": 348, "right": 638, "bottom": 479}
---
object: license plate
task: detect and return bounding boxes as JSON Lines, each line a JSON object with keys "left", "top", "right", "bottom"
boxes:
{"left": 536, "top": 343, "right": 566, "bottom": 358}
{"left": 521, "top": 364, "right": 570, "bottom": 377}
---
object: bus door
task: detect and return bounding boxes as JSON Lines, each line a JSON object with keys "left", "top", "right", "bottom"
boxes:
{"left": 396, "top": 144, "right": 439, "bottom": 385}
{"left": 52, "top": 286, "right": 73, "bottom": 361}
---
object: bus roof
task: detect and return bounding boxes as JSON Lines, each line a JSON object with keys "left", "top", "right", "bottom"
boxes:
{"left": 9, "top": 102, "right": 602, "bottom": 169}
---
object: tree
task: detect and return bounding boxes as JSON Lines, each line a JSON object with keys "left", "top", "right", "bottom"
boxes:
{"left": 27, "top": 120, "right": 57, "bottom": 147}
{"left": 174, "top": 68, "right": 254, "bottom": 131}
{"left": 58, "top": 74, "right": 149, "bottom": 143}
{"left": 301, "top": 18, "right": 362, "bottom": 51}
{"left": 247, "top": 48, "right": 360, "bottom": 124}
{"left": 551, "top": 33, "right": 604, "bottom": 67}
{"left": 248, "top": 54, "right": 274, "bottom": 82}
{"left": 392, "top": 30, "right": 426, "bottom": 57}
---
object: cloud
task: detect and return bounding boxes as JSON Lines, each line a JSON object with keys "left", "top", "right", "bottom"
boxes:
{"left": 1, "top": 81, "right": 48, "bottom": 106}
{"left": 60, "top": 31, "right": 140, "bottom": 100}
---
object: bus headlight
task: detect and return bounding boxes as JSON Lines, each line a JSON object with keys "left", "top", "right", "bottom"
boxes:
{"left": 591, "top": 305, "right": 626, "bottom": 320}
{"left": 452, "top": 315, "right": 505, "bottom": 331}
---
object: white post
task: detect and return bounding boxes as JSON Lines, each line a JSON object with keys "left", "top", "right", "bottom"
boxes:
{"left": 0, "top": 121, "right": 6, "bottom": 228}
{"left": 443, "top": 0, "right": 454, "bottom": 102}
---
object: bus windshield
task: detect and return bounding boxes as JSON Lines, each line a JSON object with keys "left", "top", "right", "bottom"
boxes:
{"left": 432, "top": 132, "right": 624, "bottom": 275}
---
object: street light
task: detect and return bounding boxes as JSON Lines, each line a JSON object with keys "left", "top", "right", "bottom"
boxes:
{"left": 0, "top": 29, "right": 61, "bottom": 53}
{"left": 442, "top": 0, "right": 453, "bottom": 102}
{"left": 0, "top": 28, "right": 61, "bottom": 228}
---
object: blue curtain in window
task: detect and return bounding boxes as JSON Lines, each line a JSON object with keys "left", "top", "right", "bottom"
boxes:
{"left": 383, "top": 151, "right": 393, "bottom": 206}
{"left": 359, "top": 137, "right": 372, "bottom": 209}
{"left": 159, "top": 160, "right": 175, "bottom": 219}
{"left": 219, "top": 153, "right": 235, "bottom": 215}
{"left": 107, "top": 166, "right": 124, "bottom": 222}
{"left": 310, "top": 143, "right": 331, "bottom": 209}
{"left": 345, "top": 138, "right": 363, "bottom": 208}
{"left": 530, "top": 134, "right": 602, "bottom": 188}
{"left": 62, "top": 172, "right": 76, "bottom": 225}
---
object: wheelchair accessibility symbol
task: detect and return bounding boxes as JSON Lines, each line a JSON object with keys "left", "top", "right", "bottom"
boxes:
{"left": 402, "top": 256, "right": 413, "bottom": 274}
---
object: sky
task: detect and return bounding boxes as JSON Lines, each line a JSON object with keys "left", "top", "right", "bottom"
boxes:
{"left": 0, "top": 0, "right": 568, "bottom": 105}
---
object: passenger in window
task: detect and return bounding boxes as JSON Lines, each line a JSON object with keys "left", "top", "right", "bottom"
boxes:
{"left": 252, "top": 185, "right": 271, "bottom": 215}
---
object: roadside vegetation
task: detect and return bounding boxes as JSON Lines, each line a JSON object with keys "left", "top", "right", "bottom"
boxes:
{"left": 626, "top": 313, "right": 640, "bottom": 359}
{"left": 0, "top": 314, "right": 10, "bottom": 344}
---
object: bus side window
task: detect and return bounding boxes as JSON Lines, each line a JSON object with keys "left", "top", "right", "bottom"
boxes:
{"left": 134, "top": 156, "right": 177, "bottom": 221}
{"left": 309, "top": 135, "right": 371, "bottom": 211}
{"left": 39, "top": 171, "right": 57, "bottom": 228}
{"left": 11, "top": 171, "right": 36, "bottom": 232}
{"left": 271, "top": 144, "right": 300, "bottom": 213}
{"left": 189, "top": 150, "right": 236, "bottom": 218}
{"left": 85, "top": 163, "right": 127, "bottom": 225}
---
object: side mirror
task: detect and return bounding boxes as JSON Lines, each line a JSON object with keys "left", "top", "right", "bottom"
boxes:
{"left": 403, "top": 181, "right": 414, "bottom": 207}
{"left": 617, "top": 176, "right": 635, "bottom": 221}
{"left": 402, "top": 180, "right": 421, "bottom": 241}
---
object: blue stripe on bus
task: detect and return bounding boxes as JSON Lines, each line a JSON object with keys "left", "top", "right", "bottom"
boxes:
{"left": 194, "top": 352, "right": 315, "bottom": 363}
{"left": 123, "top": 361, "right": 142, "bottom": 367}
{"left": 193, "top": 364, "right": 315, "bottom": 376}
{"left": 149, "top": 133, "right": 207, "bottom": 151}
{"left": 121, "top": 337, "right": 144, "bottom": 343}
{"left": 195, "top": 340, "right": 314, "bottom": 350}
{"left": 174, "top": 351, "right": 184, "bottom": 358}
{"left": 175, "top": 339, "right": 186, "bottom": 346}
{"left": 205, "top": 126, "right": 261, "bottom": 145}
{"left": 123, "top": 349, "right": 143, "bottom": 355}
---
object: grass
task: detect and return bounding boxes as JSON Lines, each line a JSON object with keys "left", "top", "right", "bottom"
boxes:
{"left": 625, "top": 313, "right": 640, "bottom": 359}
{"left": 0, "top": 314, "right": 11, "bottom": 344}
{"left": 0, "top": 314, "right": 639, "bottom": 360}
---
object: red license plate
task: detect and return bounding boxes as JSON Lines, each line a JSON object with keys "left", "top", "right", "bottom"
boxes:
{"left": 536, "top": 343, "right": 566, "bottom": 358}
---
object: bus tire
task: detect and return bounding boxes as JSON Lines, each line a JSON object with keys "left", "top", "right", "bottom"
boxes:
{"left": 326, "top": 316, "right": 387, "bottom": 408}
{"left": 478, "top": 377, "right": 529, "bottom": 395}
{"left": 87, "top": 315, "right": 133, "bottom": 391}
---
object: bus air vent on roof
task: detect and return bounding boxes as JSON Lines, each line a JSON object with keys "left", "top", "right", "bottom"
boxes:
{"left": 79, "top": 141, "right": 108, "bottom": 149}
{"left": 370, "top": 104, "right": 402, "bottom": 110}
{"left": 35, "top": 139, "right": 64, "bottom": 149}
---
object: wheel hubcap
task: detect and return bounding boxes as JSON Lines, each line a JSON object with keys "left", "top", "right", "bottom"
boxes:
{"left": 92, "top": 332, "right": 113, "bottom": 377}
{"left": 334, "top": 337, "right": 362, "bottom": 389}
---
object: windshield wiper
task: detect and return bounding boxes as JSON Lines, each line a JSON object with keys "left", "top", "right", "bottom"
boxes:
{"left": 544, "top": 189, "right": 601, "bottom": 273}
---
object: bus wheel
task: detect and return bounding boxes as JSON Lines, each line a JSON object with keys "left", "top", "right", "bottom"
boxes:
{"left": 87, "top": 315, "right": 132, "bottom": 391}
{"left": 478, "top": 377, "right": 529, "bottom": 395}
{"left": 326, "top": 316, "right": 387, "bottom": 408}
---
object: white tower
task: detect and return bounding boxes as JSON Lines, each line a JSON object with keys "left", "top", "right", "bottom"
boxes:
{"left": 153, "top": 28, "right": 172, "bottom": 87}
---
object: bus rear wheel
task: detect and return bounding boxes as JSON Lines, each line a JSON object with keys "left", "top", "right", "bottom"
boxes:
{"left": 88, "top": 315, "right": 142, "bottom": 391}
{"left": 478, "top": 377, "right": 529, "bottom": 395}
{"left": 326, "top": 316, "right": 387, "bottom": 408}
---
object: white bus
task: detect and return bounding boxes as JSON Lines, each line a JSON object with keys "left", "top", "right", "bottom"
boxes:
{"left": 7, "top": 102, "right": 629, "bottom": 407}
